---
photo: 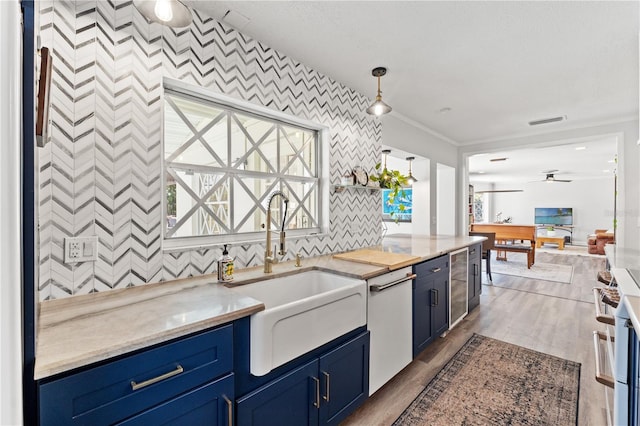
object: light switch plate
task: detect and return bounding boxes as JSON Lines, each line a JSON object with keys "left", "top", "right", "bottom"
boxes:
{"left": 64, "top": 236, "right": 98, "bottom": 263}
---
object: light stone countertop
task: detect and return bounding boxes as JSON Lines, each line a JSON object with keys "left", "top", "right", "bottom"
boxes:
{"left": 35, "top": 234, "right": 484, "bottom": 380}
{"left": 606, "top": 245, "right": 640, "bottom": 332}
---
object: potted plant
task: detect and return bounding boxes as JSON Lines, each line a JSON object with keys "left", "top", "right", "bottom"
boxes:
{"left": 546, "top": 226, "right": 556, "bottom": 236}
{"left": 369, "top": 162, "right": 409, "bottom": 222}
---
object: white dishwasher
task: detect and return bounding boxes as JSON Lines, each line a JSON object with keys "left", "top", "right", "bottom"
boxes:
{"left": 367, "top": 266, "right": 415, "bottom": 395}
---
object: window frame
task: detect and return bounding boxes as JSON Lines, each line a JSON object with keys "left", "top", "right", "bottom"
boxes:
{"left": 161, "top": 78, "right": 329, "bottom": 252}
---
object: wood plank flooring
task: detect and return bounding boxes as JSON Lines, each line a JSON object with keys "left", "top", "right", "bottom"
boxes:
{"left": 342, "top": 250, "right": 610, "bottom": 426}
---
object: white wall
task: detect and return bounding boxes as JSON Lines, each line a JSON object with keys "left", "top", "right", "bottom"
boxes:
{"left": 490, "top": 177, "right": 614, "bottom": 245}
{"left": 437, "top": 163, "right": 456, "bottom": 235}
{"left": 382, "top": 113, "right": 458, "bottom": 235}
{"left": 460, "top": 120, "right": 639, "bottom": 249}
{"left": 0, "top": 1, "right": 24, "bottom": 424}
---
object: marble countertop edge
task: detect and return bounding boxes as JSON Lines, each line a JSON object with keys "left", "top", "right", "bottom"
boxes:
{"left": 34, "top": 304, "right": 262, "bottom": 380}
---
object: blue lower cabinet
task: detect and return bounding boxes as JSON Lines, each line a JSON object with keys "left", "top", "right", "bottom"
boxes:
{"left": 236, "top": 360, "right": 320, "bottom": 426}
{"left": 467, "top": 242, "right": 482, "bottom": 311}
{"left": 237, "top": 331, "right": 370, "bottom": 426}
{"left": 413, "top": 256, "right": 449, "bottom": 357}
{"left": 39, "top": 325, "right": 234, "bottom": 426}
{"left": 318, "top": 331, "right": 370, "bottom": 426}
{"left": 117, "top": 373, "right": 234, "bottom": 426}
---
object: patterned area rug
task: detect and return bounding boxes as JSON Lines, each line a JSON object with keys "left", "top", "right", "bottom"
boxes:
{"left": 491, "top": 258, "right": 573, "bottom": 283}
{"left": 393, "top": 334, "right": 580, "bottom": 426}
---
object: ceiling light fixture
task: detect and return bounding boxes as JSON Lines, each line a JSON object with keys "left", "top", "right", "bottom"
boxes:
{"left": 575, "top": 146, "right": 586, "bottom": 151}
{"left": 134, "top": 0, "right": 193, "bottom": 28}
{"left": 406, "top": 157, "right": 417, "bottom": 185}
{"left": 366, "top": 67, "right": 392, "bottom": 116}
{"left": 381, "top": 149, "right": 391, "bottom": 181}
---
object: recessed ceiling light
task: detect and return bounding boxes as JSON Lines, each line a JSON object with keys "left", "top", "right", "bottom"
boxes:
{"left": 528, "top": 115, "right": 566, "bottom": 126}
{"left": 438, "top": 107, "right": 452, "bottom": 114}
{"left": 608, "top": 159, "right": 616, "bottom": 163}
{"left": 575, "top": 146, "right": 586, "bottom": 151}
{"left": 489, "top": 157, "right": 508, "bottom": 162}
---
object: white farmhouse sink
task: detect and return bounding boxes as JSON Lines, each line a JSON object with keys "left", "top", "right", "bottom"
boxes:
{"left": 229, "top": 270, "right": 367, "bottom": 376}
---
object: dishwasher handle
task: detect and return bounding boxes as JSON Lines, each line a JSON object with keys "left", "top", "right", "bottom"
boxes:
{"left": 370, "top": 273, "right": 417, "bottom": 292}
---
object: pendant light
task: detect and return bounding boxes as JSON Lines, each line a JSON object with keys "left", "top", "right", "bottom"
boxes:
{"left": 406, "top": 156, "right": 417, "bottom": 185}
{"left": 366, "top": 67, "right": 392, "bottom": 116}
{"left": 381, "top": 149, "right": 391, "bottom": 182}
{"left": 134, "top": 0, "right": 193, "bottom": 28}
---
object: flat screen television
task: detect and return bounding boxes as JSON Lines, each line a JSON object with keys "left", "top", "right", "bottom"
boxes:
{"left": 382, "top": 188, "right": 412, "bottom": 222}
{"left": 534, "top": 207, "right": 573, "bottom": 226}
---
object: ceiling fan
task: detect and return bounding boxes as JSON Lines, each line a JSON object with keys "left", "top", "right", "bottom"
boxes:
{"left": 540, "top": 170, "right": 572, "bottom": 183}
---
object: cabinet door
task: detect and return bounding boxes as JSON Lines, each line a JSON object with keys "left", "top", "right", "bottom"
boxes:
{"left": 236, "top": 359, "right": 320, "bottom": 426}
{"left": 117, "top": 373, "right": 234, "bottom": 426}
{"left": 468, "top": 243, "right": 482, "bottom": 311}
{"left": 431, "top": 273, "right": 449, "bottom": 337}
{"left": 318, "top": 331, "right": 370, "bottom": 426}
{"left": 412, "top": 274, "right": 434, "bottom": 358}
{"left": 413, "top": 256, "right": 449, "bottom": 358}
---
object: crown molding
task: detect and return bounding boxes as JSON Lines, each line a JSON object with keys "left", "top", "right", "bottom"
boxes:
{"left": 388, "top": 111, "right": 460, "bottom": 146}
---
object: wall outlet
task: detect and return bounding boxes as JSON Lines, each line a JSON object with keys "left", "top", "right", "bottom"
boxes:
{"left": 64, "top": 236, "right": 98, "bottom": 264}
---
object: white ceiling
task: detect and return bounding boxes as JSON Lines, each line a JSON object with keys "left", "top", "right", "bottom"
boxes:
{"left": 468, "top": 136, "right": 618, "bottom": 184}
{"left": 186, "top": 0, "right": 639, "bottom": 145}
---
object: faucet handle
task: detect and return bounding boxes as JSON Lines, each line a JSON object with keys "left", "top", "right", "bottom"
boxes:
{"left": 295, "top": 253, "right": 303, "bottom": 267}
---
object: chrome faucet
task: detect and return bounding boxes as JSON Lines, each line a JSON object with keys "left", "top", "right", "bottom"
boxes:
{"left": 264, "top": 191, "right": 289, "bottom": 273}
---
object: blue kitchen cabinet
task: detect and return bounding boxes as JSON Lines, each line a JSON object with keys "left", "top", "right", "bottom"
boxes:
{"left": 467, "top": 242, "right": 483, "bottom": 311}
{"left": 236, "top": 331, "right": 369, "bottom": 426}
{"left": 236, "top": 359, "right": 320, "bottom": 426}
{"left": 39, "top": 325, "right": 234, "bottom": 426}
{"left": 117, "top": 373, "right": 234, "bottom": 426}
{"left": 412, "top": 255, "right": 449, "bottom": 358}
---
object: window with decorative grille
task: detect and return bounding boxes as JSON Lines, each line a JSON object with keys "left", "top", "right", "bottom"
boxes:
{"left": 163, "top": 85, "right": 321, "bottom": 247}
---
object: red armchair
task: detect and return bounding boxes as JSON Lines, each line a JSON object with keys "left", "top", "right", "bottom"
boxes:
{"left": 587, "top": 229, "right": 615, "bottom": 255}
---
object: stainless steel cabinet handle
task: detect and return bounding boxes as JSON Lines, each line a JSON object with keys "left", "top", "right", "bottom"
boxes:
{"left": 435, "top": 289, "right": 439, "bottom": 306}
{"left": 222, "top": 395, "right": 233, "bottom": 426}
{"left": 474, "top": 264, "right": 478, "bottom": 276}
{"left": 431, "top": 288, "right": 437, "bottom": 307}
{"left": 470, "top": 249, "right": 476, "bottom": 254}
{"left": 431, "top": 267, "right": 441, "bottom": 273}
{"left": 370, "top": 273, "right": 417, "bottom": 292}
{"left": 312, "top": 376, "right": 320, "bottom": 408}
{"left": 322, "top": 371, "right": 330, "bottom": 402}
{"left": 130, "top": 364, "right": 184, "bottom": 391}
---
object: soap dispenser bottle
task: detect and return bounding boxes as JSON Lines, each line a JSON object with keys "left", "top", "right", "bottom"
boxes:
{"left": 217, "top": 244, "right": 234, "bottom": 283}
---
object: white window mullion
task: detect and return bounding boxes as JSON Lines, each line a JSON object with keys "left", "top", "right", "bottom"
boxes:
{"left": 163, "top": 80, "right": 322, "bottom": 246}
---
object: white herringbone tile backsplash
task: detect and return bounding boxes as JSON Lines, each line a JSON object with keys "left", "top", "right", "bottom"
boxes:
{"left": 36, "top": 1, "right": 382, "bottom": 300}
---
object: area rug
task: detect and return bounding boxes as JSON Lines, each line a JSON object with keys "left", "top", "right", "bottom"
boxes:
{"left": 491, "top": 258, "right": 573, "bottom": 283}
{"left": 393, "top": 334, "right": 580, "bottom": 426}
{"left": 537, "top": 245, "right": 603, "bottom": 258}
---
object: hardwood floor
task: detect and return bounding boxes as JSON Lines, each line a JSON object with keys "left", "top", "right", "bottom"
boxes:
{"left": 342, "top": 250, "right": 610, "bottom": 425}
